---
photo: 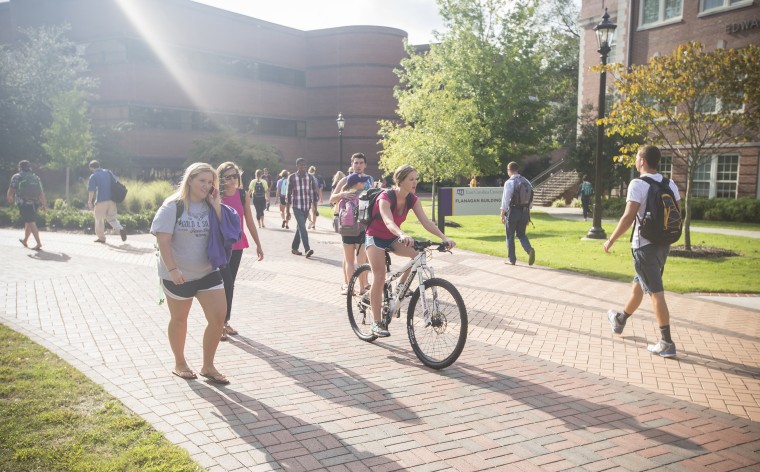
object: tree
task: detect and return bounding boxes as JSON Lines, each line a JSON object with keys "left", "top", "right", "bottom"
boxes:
{"left": 190, "top": 132, "right": 282, "bottom": 182}
{"left": 600, "top": 42, "right": 760, "bottom": 250}
{"left": 378, "top": 0, "right": 580, "bottom": 201}
{"left": 0, "top": 24, "right": 96, "bottom": 174}
{"left": 42, "top": 90, "right": 94, "bottom": 204}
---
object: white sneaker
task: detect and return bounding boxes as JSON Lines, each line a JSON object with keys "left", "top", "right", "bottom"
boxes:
{"left": 371, "top": 321, "right": 390, "bottom": 337}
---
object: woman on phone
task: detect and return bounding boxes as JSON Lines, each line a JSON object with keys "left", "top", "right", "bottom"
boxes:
{"left": 150, "top": 162, "right": 231, "bottom": 385}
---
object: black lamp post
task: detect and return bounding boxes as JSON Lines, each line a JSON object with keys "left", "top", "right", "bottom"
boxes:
{"left": 336, "top": 113, "right": 345, "bottom": 173}
{"left": 586, "top": 8, "right": 617, "bottom": 239}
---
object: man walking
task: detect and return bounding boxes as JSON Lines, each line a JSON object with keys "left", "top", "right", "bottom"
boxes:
{"left": 500, "top": 161, "right": 535, "bottom": 266}
{"left": 87, "top": 160, "right": 126, "bottom": 243}
{"left": 7, "top": 160, "right": 47, "bottom": 250}
{"left": 286, "top": 158, "right": 318, "bottom": 258}
{"left": 603, "top": 145, "right": 680, "bottom": 357}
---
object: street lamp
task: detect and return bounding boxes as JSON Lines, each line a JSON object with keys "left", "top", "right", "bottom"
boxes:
{"left": 586, "top": 8, "right": 617, "bottom": 239}
{"left": 336, "top": 113, "right": 345, "bottom": 173}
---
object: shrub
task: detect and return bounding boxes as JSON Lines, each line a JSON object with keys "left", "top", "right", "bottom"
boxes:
{"left": 551, "top": 199, "right": 565, "bottom": 208}
{"left": 601, "top": 197, "right": 627, "bottom": 218}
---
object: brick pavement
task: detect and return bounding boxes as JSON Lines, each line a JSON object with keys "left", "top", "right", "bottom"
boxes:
{"left": 1, "top": 209, "right": 759, "bottom": 471}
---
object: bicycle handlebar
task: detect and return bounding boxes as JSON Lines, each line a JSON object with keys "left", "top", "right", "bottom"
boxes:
{"left": 413, "top": 239, "right": 450, "bottom": 252}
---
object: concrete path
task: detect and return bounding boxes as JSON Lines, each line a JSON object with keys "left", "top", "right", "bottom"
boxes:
{"left": 1, "top": 208, "right": 759, "bottom": 471}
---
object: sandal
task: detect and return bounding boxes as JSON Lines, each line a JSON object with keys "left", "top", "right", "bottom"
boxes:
{"left": 224, "top": 325, "right": 238, "bottom": 335}
{"left": 200, "top": 371, "right": 230, "bottom": 385}
{"left": 19, "top": 239, "right": 28, "bottom": 248}
{"left": 172, "top": 369, "right": 197, "bottom": 380}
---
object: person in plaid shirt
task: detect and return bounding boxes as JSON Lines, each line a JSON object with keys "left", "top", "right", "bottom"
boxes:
{"left": 286, "top": 158, "right": 319, "bottom": 258}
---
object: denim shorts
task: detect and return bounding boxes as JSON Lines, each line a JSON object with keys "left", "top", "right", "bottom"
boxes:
{"left": 162, "top": 271, "right": 224, "bottom": 300}
{"left": 366, "top": 234, "right": 398, "bottom": 251}
{"left": 18, "top": 202, "right": 38, "bottom": 223}
{"left": 632, "top": 244, "right": 670, "bottom": 294}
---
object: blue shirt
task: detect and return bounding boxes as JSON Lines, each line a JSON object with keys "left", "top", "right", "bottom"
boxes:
{"left": 88, "top": 169, "right": 112, "bottom": 203}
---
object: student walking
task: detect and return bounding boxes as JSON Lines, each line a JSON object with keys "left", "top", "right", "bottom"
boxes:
{"left": 248, "top": 169, "right": 269, "bottom": 228}
{"left": 500, "top": 162, "right": 535, "bottom": 266}
{"left": 603, "top": 145, "right": 681, "bottom": 358}
{"left": 286, "top": 158, "right": 319, "bottom": 258}
{"left": 150, "top": 162, "right": 231, "bottom": 385}
{"left": 7, "top": 160, "right": 47, "bottom": 250}
{"left": 276, "top": 170, "right": 290, "bottom": 229}
{"left": 87, "top": 160, "right": 126, "bottom": 244}
{"left": 577, "top": 174, "right": 593, "bottom": 221}
{"left": 217, "top": 162, "right": 264, "bottom": 341}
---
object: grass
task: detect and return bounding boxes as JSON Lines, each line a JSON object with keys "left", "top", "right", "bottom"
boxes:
{"left": 318, "top": 202, "right": 760, "bottom": 294}
{"left": 0, "top": 324, "right": 203, "bottom": 472}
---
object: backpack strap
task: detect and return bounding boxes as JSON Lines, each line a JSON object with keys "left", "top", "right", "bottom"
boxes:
{"left": 174, "top": 200, "right": 184, "bottom": 227}
{"left": 239, "top": 188, "right": 246, "bottom": 207}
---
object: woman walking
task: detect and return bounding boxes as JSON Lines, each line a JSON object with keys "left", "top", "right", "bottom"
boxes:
{"left": 151, "top": 162, "right": 231, "bottom": 385}
{"left": 217, "top": 162, "right": 264, "bottom": 341}
{"left": 276, "top": 169, "right": 290, "bottom": 229}
{"left": 248, "top": 169, "right": 269, "bottom": 228}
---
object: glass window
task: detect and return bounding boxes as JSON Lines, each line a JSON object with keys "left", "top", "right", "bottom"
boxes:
{"left": 692, "top": 155, "right": 739, "bottom": 198}
{"left": 700, "top": 0, "right": 753, "bottom": 13}
{"left": 640, "top": 0, "right": 682, "bottom": 27}
{"left": 659, "top": 155, "right": 672, "bottom": 179}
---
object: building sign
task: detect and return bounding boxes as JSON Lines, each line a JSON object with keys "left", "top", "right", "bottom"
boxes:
{"left": 438, "top": 187, "right": 503, "bottom": 217}
{"left": 726, "top": 18, "right": 760, "bottom": 34}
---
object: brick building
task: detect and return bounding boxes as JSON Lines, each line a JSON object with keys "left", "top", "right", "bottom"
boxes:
{"left": 0, "top": 0, "right": 408, "bottom": 178}
{"left": 579, "top": 0, "right": 760, "bottom": 199}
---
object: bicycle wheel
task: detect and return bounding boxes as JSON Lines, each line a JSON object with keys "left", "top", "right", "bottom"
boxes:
{"left": 406, "top": 277, "right": 467, "bottom": 369}
{"left": 347, "top": 264, "right": 377, "bottom": 342}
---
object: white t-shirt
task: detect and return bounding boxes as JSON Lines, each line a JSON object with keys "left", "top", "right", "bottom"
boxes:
{"left": 150, "top": 200, "right": 213, "bottom": 281}
{"left": 626, "top": 172, "right": 680, "bottom": 248}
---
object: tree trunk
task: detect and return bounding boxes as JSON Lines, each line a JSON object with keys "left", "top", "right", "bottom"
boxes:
{"left": 65, "top": 167, "right": 71, "bottom": 205}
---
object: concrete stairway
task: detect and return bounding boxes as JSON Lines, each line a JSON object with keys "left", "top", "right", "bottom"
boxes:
{"left": 532, "top": 170, "right": 581, "bottom": 206}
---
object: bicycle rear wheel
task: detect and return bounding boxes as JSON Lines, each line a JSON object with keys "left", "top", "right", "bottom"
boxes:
{"left": 406, "top": 277, "right": 467, "bottom": 369}
{"left": 347, "top": 264, "right": 377, "bottom": 341}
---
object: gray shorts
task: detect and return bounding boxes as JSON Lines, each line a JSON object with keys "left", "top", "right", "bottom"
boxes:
{"left": 632, "top": 244, "right": 670, "bottom": 294}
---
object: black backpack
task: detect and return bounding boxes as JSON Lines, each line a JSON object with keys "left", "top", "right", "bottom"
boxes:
{"left": 510, "top": 176, "right": 533, "bottom": 209}
{"left": 357, "top": 188, "right": 414, "bottom": 226}
{"left": 636, "top": 176, "right": 682, "bottom": 246}
{"left": 252, "top": 180, "right": 266, "bottom": 198}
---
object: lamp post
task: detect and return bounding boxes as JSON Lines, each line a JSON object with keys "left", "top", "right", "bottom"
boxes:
{"left": 586, "top": 8, "right": 617, "bottom": 239}
{"left": 336, "top": 113, "right": 345, "bottom": 173}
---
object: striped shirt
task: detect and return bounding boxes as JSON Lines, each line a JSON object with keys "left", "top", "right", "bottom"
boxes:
{"left": 287, "top": 172, "right": 318, "bottom": 211}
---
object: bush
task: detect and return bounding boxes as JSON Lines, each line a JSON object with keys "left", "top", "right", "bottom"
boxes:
{"left": 687, "top": 197, "right": 760, "bottom": 223}
{"left": 601, "top": 197, "right": 627, "bottom": 219}
{"left": 551, "top": 199, "right": 565, "bottom": 208}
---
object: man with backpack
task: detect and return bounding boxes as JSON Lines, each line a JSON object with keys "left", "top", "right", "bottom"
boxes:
{"left": 500, "top": 161, "right": 535, "bottom": 266}
{"left": 7, "top": 160, "right": 47, "bottom": 250}
{"left": 577, "top": 174, "right": 593, "bottom": 221}
{"left": 286, "top": 158, "right": 319, "bottom": 258}
{"left": 87, "top": 160, "right": 126, "bottom": 244}
{"left": 603, "top": 145, "right": 682, "bottom": 358}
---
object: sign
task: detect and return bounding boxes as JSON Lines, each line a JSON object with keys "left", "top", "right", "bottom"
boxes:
{"left": 438, "top": 186, "right": 503, "bottom": 216}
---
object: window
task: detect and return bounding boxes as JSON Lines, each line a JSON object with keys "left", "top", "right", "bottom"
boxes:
{"left": 640, "top": 0, "right": 682, "bottom": 28}
{"left": 659, "top": 155, "right": 672, "bottom": 179}
{"left": 700, "top": 0, "right": 753, "bottom": 14}
{"left": 692, "top": 155, "right": 739, "bottom": 198}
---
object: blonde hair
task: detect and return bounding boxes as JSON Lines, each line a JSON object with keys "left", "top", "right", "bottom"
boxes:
{"left": 308, "top": 166, "right": 316, "bottom": 174}
{"left": 332, "top": 170, "right": 345, "bottom": 185}
{"left": 393, "top": 164, "right": 417, "bottom": 186}
{"left": 166, "top": 162, "right": 217, "bottom": 208}
{"left": 255, "top": 169, "right": 262, "bottom": 179}
{"left": 279, "top": 169, "right": 289, "bottom": 178}
{"left": 216, "top": 161, "right": 242, "bottom": 189}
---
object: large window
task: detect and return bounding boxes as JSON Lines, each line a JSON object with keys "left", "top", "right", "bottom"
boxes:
{"left": 700, "top": 0, "right": 753, "bottom": 15}
{"left": 659, "top": 155, "right": 672, "bottom": 179}
{"left": 640, "top": 0, "right": 683, "bottom": 29}
{"left": 692, "top": 155, "right": 739, "bottom": 198}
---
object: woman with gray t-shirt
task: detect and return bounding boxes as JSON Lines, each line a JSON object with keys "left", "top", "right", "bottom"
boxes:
{"left": 150, "top": 162, "right": 230, "bottom": 385}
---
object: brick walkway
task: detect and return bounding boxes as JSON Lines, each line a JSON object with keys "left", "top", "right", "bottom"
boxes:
{"left": 1, "top": 209, "right": 759, "bottom": 471}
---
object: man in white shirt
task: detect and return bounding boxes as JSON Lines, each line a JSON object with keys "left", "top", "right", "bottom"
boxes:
{"left": 603, "top": 145, "right": 681, "bottom": 357}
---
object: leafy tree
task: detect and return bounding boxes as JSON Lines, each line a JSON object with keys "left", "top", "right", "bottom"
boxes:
{"left": 190, "top": 132, "right": 282, "bottom": 183}
{"left": 0, "top": 24, "right": 96, "bottom": 174}
{"left": 42, "top": 90, "right": 94, "bottom": 204}
{"left": 601, "top": 42, "right": 760, "bottom": 250}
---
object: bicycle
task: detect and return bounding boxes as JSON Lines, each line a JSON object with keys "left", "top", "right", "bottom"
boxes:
{"left": 346, "top": 239, "right": 468, "bottom": 369}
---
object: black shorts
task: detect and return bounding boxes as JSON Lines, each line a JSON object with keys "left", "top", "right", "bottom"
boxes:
{"left": 342, "top": 231, "right": 366, "bottom": 245}
{"left": 18, "top": 202, "right": 38, "bottom": 223}
{"left": 162, "top": 271, "right": 224, "bottom": 300}
{"left": 279, "top": 196, "right": 286, "bottom": 205}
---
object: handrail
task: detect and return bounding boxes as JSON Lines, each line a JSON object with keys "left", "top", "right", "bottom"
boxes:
{"left": 530, "top": 158, "right": 568, "bottom": 187}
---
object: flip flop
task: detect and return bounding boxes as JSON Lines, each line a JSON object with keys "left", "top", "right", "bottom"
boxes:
{"left": 19, "top": 239, "right": 28, "bottom": 248}
{"left": 32, "top": 245, "right": 42, "bottom": 251}
{"left": 200, "top": 372, "right": 230, "bottom": 385}
{"left": 172, "top": 369, "right": 197, "bottom": 380}
{"left": 224, "top": 325, "right": 238, "bottom": 335}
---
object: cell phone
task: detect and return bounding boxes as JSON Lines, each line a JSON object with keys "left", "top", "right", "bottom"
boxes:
{"left": 209, "top": 185, "right": 215, "bottom": 196}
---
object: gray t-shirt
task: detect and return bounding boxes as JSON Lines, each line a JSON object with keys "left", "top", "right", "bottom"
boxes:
{"left": 150, "top": 200, "right": 213, "bottom": 281}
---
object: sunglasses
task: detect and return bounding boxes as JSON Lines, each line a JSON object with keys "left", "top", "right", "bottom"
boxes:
{"left": 222, "top": 173, "right": 239, "bottom": 181}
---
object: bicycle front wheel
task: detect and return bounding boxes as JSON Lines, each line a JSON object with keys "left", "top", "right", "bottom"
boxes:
{"left": 347, "top": 264, "right": 377, "bottom": 342}
{"left": 406, "top": 277, "right": 467, "bottom": 369}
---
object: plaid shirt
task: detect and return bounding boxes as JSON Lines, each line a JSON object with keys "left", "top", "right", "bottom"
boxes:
{"left": 287, "top": 172, "right": 318, "bottom": 211}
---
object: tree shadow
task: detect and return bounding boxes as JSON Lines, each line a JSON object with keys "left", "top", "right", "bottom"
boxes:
{"left": 230, "top": 335, "right": 422, "bottom": 424}
{"left": 187, "top": 382, "right": 404, "bottom": 470}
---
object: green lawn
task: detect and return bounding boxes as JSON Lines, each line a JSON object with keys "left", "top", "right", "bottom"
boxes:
{"left": 0, "top": 324, "right": 202, "bottom": 472}
{"left": 319, "top": 204, "right": 760, "bottom": 294}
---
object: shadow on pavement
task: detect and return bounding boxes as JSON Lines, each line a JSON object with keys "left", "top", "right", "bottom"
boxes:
{"left": 28, "top": 250, "right": 71, "bottom": 262}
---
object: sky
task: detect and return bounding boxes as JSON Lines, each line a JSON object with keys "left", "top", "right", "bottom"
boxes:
{"left": 190, "top": 0, "right": 446, "bottom": 44}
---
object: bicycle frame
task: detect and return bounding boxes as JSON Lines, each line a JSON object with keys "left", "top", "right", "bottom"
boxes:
{"left": 383, "top": 247, "right": 436, "bottom": 320}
